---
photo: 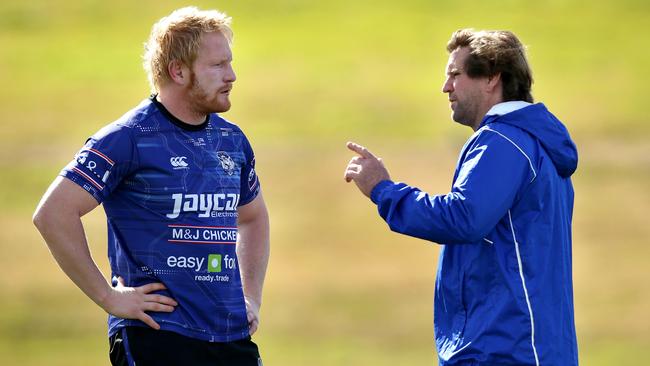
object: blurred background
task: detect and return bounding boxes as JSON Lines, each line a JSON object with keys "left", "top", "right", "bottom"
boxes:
{"left": 1, "top": 0, "right": 649, "bottom": 364}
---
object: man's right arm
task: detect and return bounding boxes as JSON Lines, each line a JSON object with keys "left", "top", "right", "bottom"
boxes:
{"left": 369, "top": 131, "right": 533, "bottom": 244}
{"left": 33, "top": 176, "right": 177, "bottom": 329}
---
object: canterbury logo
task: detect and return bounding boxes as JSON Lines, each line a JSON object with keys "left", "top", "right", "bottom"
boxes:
{"left": 170, "top": 156, "right": 189, "bottom": 168}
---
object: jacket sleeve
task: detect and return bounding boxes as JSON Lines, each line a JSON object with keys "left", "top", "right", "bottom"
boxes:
{"left": 370, "top": 130, "right": 534, "bottom": 244}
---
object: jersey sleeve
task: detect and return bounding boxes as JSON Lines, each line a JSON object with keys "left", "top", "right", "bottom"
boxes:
{"left": 238, "top": 134, "right": 261, "bottom": 206}
{"left": 60, "top": 123, "right": 137, "bottom": 203}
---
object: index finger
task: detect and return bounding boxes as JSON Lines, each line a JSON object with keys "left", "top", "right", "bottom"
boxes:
{"left": 346, "top": 141, "right": 376, "bottom": 159}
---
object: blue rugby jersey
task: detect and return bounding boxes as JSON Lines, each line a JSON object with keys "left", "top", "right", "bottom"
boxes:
{"left": 61, "top": 96, "right": 261, "bottom": 342}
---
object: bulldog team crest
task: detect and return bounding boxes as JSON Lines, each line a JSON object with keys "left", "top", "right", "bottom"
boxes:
{"left": 217, "top": 151, "right": 236, "bottom": 175}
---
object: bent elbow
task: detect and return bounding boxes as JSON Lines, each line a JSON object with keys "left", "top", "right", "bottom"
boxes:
{"left": 32, "top": 207, "right": 45, "bottom": 231}
{"left": 32, "top": 204, "right": 57, "bottom": 234}
{"left": 452, "top": 220, "right": 494, "bottom": 243}
{"left": 462, "top": 229, "right": 490, "bottom": 243}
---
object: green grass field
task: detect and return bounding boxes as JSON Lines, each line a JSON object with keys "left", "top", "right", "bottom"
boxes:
{"left": 1, "top": 0, "right": 649, "bottom": 364}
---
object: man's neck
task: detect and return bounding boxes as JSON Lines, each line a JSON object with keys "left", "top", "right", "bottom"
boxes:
{"left": 156, "top": 90, "right": 207, "bottom": 125}
{"left": 471, "top": 96, "right": 504, "bottom": 131}
{"left": 485, "top": 101, "right": 532, "bottom": 117}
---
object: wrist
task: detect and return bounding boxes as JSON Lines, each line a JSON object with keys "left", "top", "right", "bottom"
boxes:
{"left": 370, "top": 179, "right": 393, "bottom": 204}
{"left": 95, "top": 283, "right": 116, "bottom": 312}
{"left": 245, "top": 295, "right": 261, "bottom": 308}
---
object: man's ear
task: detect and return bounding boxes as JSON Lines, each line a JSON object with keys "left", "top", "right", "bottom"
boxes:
{"left": 486, "top": 72, "right": 502, "bottom": 93}
{"left": 168, "top": 60, "right": 190, "bottom": 85}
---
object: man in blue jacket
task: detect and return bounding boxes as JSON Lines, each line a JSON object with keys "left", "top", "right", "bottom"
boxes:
{"left": 344, "top": 29, "right": 579, "bottom": 365}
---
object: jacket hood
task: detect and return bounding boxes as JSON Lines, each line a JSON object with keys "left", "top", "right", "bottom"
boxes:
{"left": 484, "top": 103, "right": 578, "bottom": 177}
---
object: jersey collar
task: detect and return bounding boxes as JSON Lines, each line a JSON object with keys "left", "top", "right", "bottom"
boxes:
{"left": 149, "top": 94, "right": 209, "bottom": 131}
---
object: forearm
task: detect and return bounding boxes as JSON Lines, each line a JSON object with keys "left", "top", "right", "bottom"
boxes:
{"left": 372, "top": 181, "right": 487, "bottom": 244}
{"left": 236, "top": 208, "right": 270, "bottom": 306}
{"left": 33, "top": 179, "right": 112, "bottom": 310}
{"left": 34, "top": 175, "right": 177, "bottom": 330}
{"left": 35, "top": 211, "right": 112, "bottom": 307}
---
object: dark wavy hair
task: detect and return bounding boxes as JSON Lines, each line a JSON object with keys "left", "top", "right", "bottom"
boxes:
{"left": 447, "top": 29, "right": 534, "bottom": 103}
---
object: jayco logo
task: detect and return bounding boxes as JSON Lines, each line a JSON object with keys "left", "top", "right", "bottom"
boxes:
{"left": 166, "top": 193, "right": 240, "bottom": 219}
{"left": 170, "top": 156, "right": 189, "bottom": 169}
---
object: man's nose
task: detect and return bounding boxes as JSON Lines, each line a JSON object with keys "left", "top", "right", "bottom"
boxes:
{"left": 226, "top": 64, "right": 236, "bottom": 83}
{"left": 442, "top": 77, "right": 453, "bottom": 94}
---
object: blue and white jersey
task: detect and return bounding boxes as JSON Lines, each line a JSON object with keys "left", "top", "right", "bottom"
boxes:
{"left": 61, "top": 96, "right": 261, "bottom": 342}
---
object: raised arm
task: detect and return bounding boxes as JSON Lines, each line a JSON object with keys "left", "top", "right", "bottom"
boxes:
{"left": 344, "top": 135, "right": 533, "bottom": 244}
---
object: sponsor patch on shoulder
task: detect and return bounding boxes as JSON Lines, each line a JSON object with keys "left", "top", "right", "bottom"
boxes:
{"left": 72, "top": 148, "right": 114, "bottom": 190}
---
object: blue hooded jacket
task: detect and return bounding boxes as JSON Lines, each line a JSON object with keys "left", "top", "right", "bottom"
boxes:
{"left": 370, "top": 102, "right": 578, "bottom": 365}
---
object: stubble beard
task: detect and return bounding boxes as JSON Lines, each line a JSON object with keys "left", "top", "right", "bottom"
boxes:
{"left": 452, "top": 102, "right": 472, "bottom": 127}
{"left": 187, "top": 70, "right": 231, "bottom": 115}
{"left": 451, "top": 95, "right": 480, "bottom": 129}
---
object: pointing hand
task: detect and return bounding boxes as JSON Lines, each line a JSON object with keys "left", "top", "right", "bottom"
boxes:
{"left": 344, "top": 141, "right": 390, "bottom": 198}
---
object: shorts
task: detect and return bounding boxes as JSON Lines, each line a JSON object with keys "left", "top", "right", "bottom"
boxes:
{"left": 109, "top": 326, "right": 262, "bottom": 366}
